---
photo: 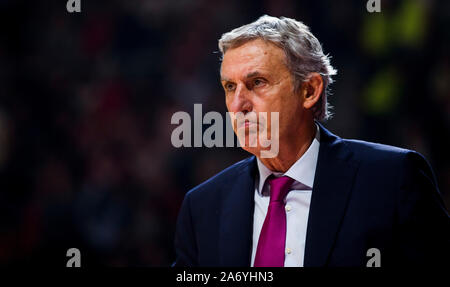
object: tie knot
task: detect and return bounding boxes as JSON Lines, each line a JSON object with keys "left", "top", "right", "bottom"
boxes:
{"left": 267, "top": 175, "right": 294, "bottom": 203}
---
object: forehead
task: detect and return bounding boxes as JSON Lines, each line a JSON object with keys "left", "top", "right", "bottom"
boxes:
{"left": 220, "top": 39, "right": 287, "bottom": 79}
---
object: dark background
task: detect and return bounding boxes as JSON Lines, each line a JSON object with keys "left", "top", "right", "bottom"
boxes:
{"left": 0, "top": 0, "right": 449, "bottom": 266}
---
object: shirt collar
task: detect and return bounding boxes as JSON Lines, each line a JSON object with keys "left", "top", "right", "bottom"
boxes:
{"left": 256, "top": 124, "right": 320, "bottom": 194}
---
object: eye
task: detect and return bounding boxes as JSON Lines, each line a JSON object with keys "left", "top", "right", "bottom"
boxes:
{"left": 224, "top": 82, "right": 236, "bottom": 91}
{"left": 253, "top": 78, "right": 265, "bottom": 87}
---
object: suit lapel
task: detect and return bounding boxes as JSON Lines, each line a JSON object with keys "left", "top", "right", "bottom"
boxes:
{"left": 303, "top": 123, "right": 360, "bottom": 267}
{"left": 219, "top": 157, "right": 257, "bottom": 266}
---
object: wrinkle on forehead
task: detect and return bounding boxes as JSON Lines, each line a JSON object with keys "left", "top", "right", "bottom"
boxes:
{"left": 220, "top": 39, "right": 289, "bottom": 81}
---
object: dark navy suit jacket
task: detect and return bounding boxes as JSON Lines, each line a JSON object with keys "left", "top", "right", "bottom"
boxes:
{"left": 173, "top": 123, "right": 450, "bottom": 267}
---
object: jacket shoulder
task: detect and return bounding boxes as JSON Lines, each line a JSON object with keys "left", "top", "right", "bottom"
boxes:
{"left": 186, "top": 156, "right": 255, "bottom": 199}
{"left": 343, "top": 138, "right": 416, "bottom": 163}
{"left": 342, "top": 138, "right": 438, "bottom": 185}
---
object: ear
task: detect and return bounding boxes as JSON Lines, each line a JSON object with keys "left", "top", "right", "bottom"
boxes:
{"left": 302, "top": 72, "right": 323, "bottom": 110}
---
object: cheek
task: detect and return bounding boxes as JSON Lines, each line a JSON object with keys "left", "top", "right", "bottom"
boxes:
{"left": 254, "top": 91, "right": 279, "bottom": 110}
{"left": 224, "top": 96, "right": 232, "bottom": 110}
{"left": 277, "top": 95, "right": 301, "bottom": 126}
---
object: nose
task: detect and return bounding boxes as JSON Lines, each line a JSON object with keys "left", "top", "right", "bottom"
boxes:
{"left": 227, "top": 82, "right": 252, "bottom": 114}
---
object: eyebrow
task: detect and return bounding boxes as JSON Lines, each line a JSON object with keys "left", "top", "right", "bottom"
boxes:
{"left": 245, "top": 71, "right": 262, "bottom": 79}
{"left": 220, "top": 71, "right": 263, "bottom": 82}
{"left": 220, "top": 76, "right": 231, "bottom": 82}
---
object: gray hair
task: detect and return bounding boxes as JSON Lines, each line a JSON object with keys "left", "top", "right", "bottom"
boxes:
{"left": 218, "top": 15, "right": 337, "bottom": 121}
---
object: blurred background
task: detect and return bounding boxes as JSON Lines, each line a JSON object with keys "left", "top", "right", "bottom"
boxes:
{"left": 0, "top": 0, "right": 449, "bottom": 266}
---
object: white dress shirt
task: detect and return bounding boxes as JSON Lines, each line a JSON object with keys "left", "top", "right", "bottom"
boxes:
{"left": 251, "top": 125, "right": 320, "bottom": 267}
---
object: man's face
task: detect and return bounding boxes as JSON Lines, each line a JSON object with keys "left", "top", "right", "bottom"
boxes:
{"left": 220, "top": 39, "right": 305, "bottom": 156}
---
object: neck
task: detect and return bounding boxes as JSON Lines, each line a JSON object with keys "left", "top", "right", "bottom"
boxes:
{"left": 258, "top": 120, "right": 316, "bottom": 173}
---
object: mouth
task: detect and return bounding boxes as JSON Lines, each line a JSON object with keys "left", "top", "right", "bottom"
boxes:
{"left": 237, "top": 119, "right": 264, "bottom": 132}
{"left": 237, "top": 120, "right": 256, "bottom": 129}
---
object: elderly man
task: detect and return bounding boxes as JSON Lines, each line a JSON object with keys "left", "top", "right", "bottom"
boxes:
{"left": 173, "top": 15, "right": 449, "bottom": 267}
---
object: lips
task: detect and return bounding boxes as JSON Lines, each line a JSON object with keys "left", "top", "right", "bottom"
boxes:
{"left": 237, "top": 119, "right": 259, "bottom": 130}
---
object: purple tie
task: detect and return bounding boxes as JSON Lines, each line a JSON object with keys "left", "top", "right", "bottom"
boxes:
{"left": 254, "top": 175, "right": 294, "bottom": 267}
